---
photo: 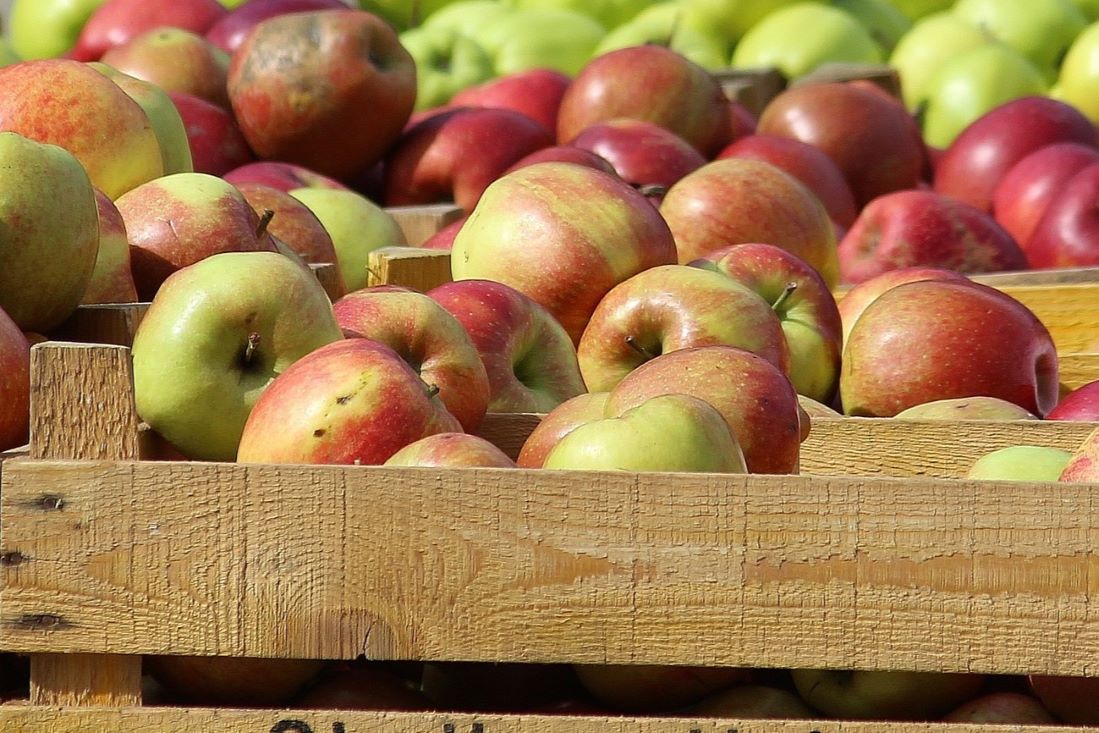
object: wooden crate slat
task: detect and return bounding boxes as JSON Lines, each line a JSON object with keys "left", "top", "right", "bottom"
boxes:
{"left": 308, "top": 263, "right": 344, "bottom": 302}
{"left": 366, "top": 247, "right": 452, "bottom": 293}
{"left": 49, "top": 304, "right": 149, "bottom": 348}
{"left": 711, "top": 67, "right": 786, "bottom": 115}
{"left": 970, "top": 267, "right": 1099, "bottom": 287}
{"left": 385, "top": 204, "right": 463, "bottom": 247}
{"left": 1059, "top": 353, "right": 1099, "bottom": 390}
{"left": 996, "top": 283, "right": 1099, "bottom": 354}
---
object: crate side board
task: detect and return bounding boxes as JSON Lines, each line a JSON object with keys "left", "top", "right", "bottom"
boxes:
{"left": 1059, "top": 353, "right": 1099, "bottom": 391}
{"left": 995, "top": 283, "right": 1099, "bottom": 354}
{"left": 367, "top": 247, "right": 453, "bottom": 293}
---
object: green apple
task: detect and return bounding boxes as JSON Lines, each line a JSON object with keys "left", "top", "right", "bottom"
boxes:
{"left": 1069, "top": 0, "right": 1099, "bottom": 20}
{"left": 887, "top": 0, "right": 955, "bottom": 21}
{"left": 731, "top": 3, "right": 884, "bottom": 79}
{"left": 0, "top": 40, "right": 20, "bottom": 68}
{"left": 833, "top": 0, "right": 913, "bottom": 52}
{"left": 889, "top": 11, "right": 990, "bottom": 112}
{"left": 399, "top": 26, "right": 494, "bottom": 110}
{"left": 894, "top": 396, "right": 1037, "bottom": 420}
{"left": 132, "top": 251, "right": 344, "bottom": 462}
{"left": 288, "top": 188, "right": 408, "bottom": 292}
{"left": 358, "top": 0, "right": 460, "bottom": 30}
{"left": 1053, "top": 20, "right": 1099, "bottom": 123}
{"left": 422, "top": 1, "right": 515, "bottom": 36}
{"left": 218, "top": 0, "right": 249, "bottom": 7}
{"left": 680, "top": 0, "right": 800, "bottom": 44}
{"left": 952, "top": 0, "right": 1086, "bottom": 73}
{"left": 470, "top": 8, "right": 605, "bottom": 76}
{"left": 920, "top": 42, "right": 1047, "bottom": 149}
{"left": 504, "top": 0, "right": 661, "bottom": 29}
{"left": 81, "top": 189, "right": 139, "bottom": 304}
{"left": 8, "top": 0, "right": 107, "bottom": 60}
{"left": 792, "top": 668, "right": 986, "bottom": 720}
{"left": 966, "top": 445, "right": 1074, "bottom": 481}
{"left": 594, "top": 3, "right": 733, "bottom": 71}
{"left": 543, "top": 393, "right": 748, "bottom": 473}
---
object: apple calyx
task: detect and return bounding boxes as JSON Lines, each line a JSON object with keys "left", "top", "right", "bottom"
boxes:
{"left": 625, "top": 335, "right": 659, "bottom": 361}
{"left": 425, "top": 383, "right": 441, "bottom": 399}
{"left": 637, "top": 184, "right": 669, "bottom": 200}
{"left": 242, "top": 332, "right": 261, "bottom": 366}
{"left": 255, "top": 209, "right": 275, "bottom": 240}
{"left": 771, "top": 281, "right": 799, "bottom": 313}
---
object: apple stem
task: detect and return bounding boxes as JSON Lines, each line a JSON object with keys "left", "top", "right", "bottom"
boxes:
{"left": 255, "top": 209, "right": 275, "bottom": 239}
{"left": 625, "top": 335, "right": 657, "bottom": 361}
{"left": 667, "top": 8, "right": 683, "bottom": 48}
{"left": 425, "top": 383, "right": 440, "bottom": 399}
{"left": 636, "top": 184, "right": 668, "bottom": 200}
{"left": 410, "top": 0, "right": 423, "bottom": 28}
{"left": 771, "top": 281, "right": 798, "bottom": 312}
{"left": 243, "top": 332, "right": 261, "bottom": 366}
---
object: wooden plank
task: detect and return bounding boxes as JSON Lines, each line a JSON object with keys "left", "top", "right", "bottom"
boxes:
{"left": 385, "top": 204, "right": 463, "bottom": 247}
{"left": 0, "top": 707, "right": 1093, "bottom": 733}
{"left": 1060, "top": 353, "right": 1099, "bottom": 391}
{"left": 993, "top": 283, "right": 1099, "bottom": 354}
{"left": 5, "top": 458, "right": 1099, "bottom": 676}
{"left": 712, "top": 67, "right": 786, "bottom": 116}
{"left": 970, "top": 266, "right": 1099, "bottom": 287}
{"left": 308, "top": 263, "right": 344, "bottom": 302}
{"left": 49, "top": 304, "right": 148, "bottom": 348}
{"left": 789, "top": 62, "right": 902, "bottom": 99}
{"left": 366, "top": 246, "right": 452, "bottom": 292}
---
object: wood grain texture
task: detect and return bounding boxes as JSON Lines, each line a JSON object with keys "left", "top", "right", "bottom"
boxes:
{"left": 385, "top": 204, "right": 463, "bottom": 246}
{"left": 970, "top": 266, "right": 1099, "bottom": 287}
{"left": 308, "top": 264, "right": 344, "bottom": 302}
{"left": 49, "top": 304, "right": 148, "bottom": 348}
{"left": 712, "top": 68, "right": 786, "bottom": 115}
{"left": 996, "top": 283, "right": 1099, "bottom": 354}
{"left": 0, "top": 707, "right": 1093, "bottom": 733}
{"left": 367, "top": 247, "right": 453, "bottom": 293}
{"left": 1059, "top": 353, "right": 1099, "bottom": 390}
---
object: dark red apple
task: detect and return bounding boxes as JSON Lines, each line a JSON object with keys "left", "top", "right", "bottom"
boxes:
{"left": 223, "top": 161, "right": 348, "bottom": 192}
{"left": 1046, "top": 380, "right": 1099, "bottom": 420}
{"left": 169, "top": 92, "right": 254, "bottom": 176}
{"left": 1026, "top": 162, "right": 1099, "bottom": 267}
{"left": 206, "top": 0, "right": 349, "bottom": 55}
{"left": 728, "top": 100, "right": 757, "bottom": 143}
{"left": 234, "top": 182, "right": 341, "bottom": 271}
{"left": 420, "top": 215, "right": 466, "bottom": 251}
{"left": 71, "top": 0, "right": 228, "bottom": 61}
{"left": 570, "top": 118, "right": 705, "bottom": 191}
{"left": 450, "top": 68, "right": 571, "bottom": 133}
{"left": 503, "top": 145, "right": 617, "bottom": 177}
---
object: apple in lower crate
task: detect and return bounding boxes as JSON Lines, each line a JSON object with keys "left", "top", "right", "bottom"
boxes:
{"left": 1029, "top": 674, "right": 1099, "bottom": 723}
{"left": 294, "top": 663, "right": 430, "bottom": 710}
{"left": 841, "top": 280, "right": 1060, "bottom": 417}
{"left": 384, "top": 433, "right": 516, "bottom": 468}
{"left": 70, "top": 0, "right": 227, "bottom": 61}
{"left": 224, "top": 161, "right": 348, "bottom": 193}
{"left": 228, "top": 10, "right": 417, "bottom": 180}
{"left": 237, "top": 339, "right": 462, "bottom": 465}
{"left": 333, "top": 288, "right": 490, "bottom": 432}
{"left": 235, "top": 182, "right": 341, "bottom": 276}
{"left": 503, "top": 146, "right": 617, "bottom": 178}
{"left": 429, "top": 280, "right": 586, "bottom": 413}
{"left": 450, "top": 162, "right": 677, "bottom": 344}
{"left": 1026, "top": 163, "right": 1099, "bottom": 267}
{"left": 1047, "top": 380, "right": 1099, "bottom": 420}
{"left": 169, "top": 92, "right": 254, "bottom": 176}
{"left": 557, "top": 45, "right": 732, "bottom": 157}
{"left": 574, "top": 664, "right": 750, "bottom": 712}
{"left": 382, "top": 107, "right": 553, "bottom": 212}
{"left": 133, "top": 251, "right": 343, "bottom": 461}
{"left": 606, "top": 346, "right": 802, "bottom": 475}
{"left": 943, "top": 691, "right": 1057, "bottom": 724}
{"left": 688, "top": 684, "right": 815, "bottom": 719}
{"left": 0, "top": 307, "right": 30, "bottom": 451}
{"left": 100, "top": 28, "right": 231, "bottom": 109}
{"left": 570, "top": 119, "right": 706, "bottom": 191}
{"left": 693, "top": 243, "right": 843, "bottom": 404}
{"left": 1059, "top": 427, "right": 1099, "bottom": 482}
{"left": 577, "top": 264, "right": 789, "bottom": 393}
{"left": 895, "top": 396, "right": 1038, "bottom": 421}
{"left": 82, "top": 190, "right": 139, "bottom": 305}
{"left": 965, "top": 446, "right": 1074, "bottom": 482}
{"left": 517, "top": 392, "right": 609, "bottom": 468}
{"left": 421, "top": 662, "right": 585, "bottom": 712}
{"left": 660, "top": 158, "right": 840, "bottom": 288}
{"left": 145, "top": 655, "right": 325, "bottom": 707}
{"left": 450, "top": 68, "right": 571, "bottom": 133}
{"left": 206, "top": 0, "right": 351, "bottom": 55}
{"left": 836, "top": 266, "right": 968, "bottom": 346}
{"left": 792, "top": 668, "right": 986, "bottom": 720}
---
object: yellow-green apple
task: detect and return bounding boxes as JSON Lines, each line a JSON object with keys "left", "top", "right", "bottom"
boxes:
{"left": 0, "top": 59, "right": 163, "bottom": 199}
{"left": 889, "top": 0, "right": 954, "bottom": 20}
{"left": 1026, "top": 163, "right": 1099, "bottom": 267}
{"left": 570, "top": 119, "right": 706, "bottom": 192}
{"left": 888, "top": 11, "right": 989, "bottom": 113}
{"left": 1029, "top": 674, "right": 1099, "bottom": 722}
{"left": 428, "top": 280, "right": 586, "bottom": 413}
{"left": 717, "top": 134, "right": 858, "bottom": 229}
{"left": 952, "top": 0, "right": 1085, "bottom": 72}
{"left": 228, "top": 10, "right": 417, "bottom": 180}
{"left": 692, "top": 243, "right": 843, "bottom": 403}
{"left": 420, "top": 215, "right": 467, "bottom": 251}
{"left": 934, "top": 96, "right": 1097, "bottom": 214}
{"left": 359, "top": 0, "right": 466, "bottom": 31}
{"left": 606, "top": 346, "right": 802, "bottom": 474}
{"left": 840, "top": 280, "right": 1060, "bottom": 417}
{"left": 383, "top": 433, "right": 516, "bottom": 468}
{"left": 237, "top": 338, "right": 461, "bottom": 465}
{"left": 688, "top": 684, "right": 815, "bottom": 719}
{"left": 544, "top": 393, "right": 748, "bottom": 473}
{"left": 593, "top": 2, "right": 731, "bottom": 71}
{"left": 82, "top": 189, "right": 139, "bottom": 304}
{"left": 382, "top": 107, "right": 553, "bottom": 211}
{"left": 449, "top": 161, "right": 678, "bottom": 343}
{"left": 992, "top": 142, "right": 1099, "bottom": 250}
{"left": 169, "top": 91, "right": 255, "bottom": 176}
{"left": 572, "top": 664, "right": 750, "bottom": 712}
{"left": 679, "top": 0, "right": 800, "bottom": 43}
{"left": 758, "top": 81, "right": 926, "bottom": 208}
{"left": 895, "top": 396, "right": 1038, "bottom": 420}
{"left": 506, "top": 0, "right": 660, "bottom": 29}
{"left": 8, "top": 0, "right": 108, "bottom": 60}
{"left": 1059, "top": 426, "right": 1099, "bottom": 482}
{"left": 132, "top": 251, "right": 343, "bottom": 460}
{"left": 70, "top": 0, "right": 229, "bottom": 61}
{"left": 332, "top": 287, "right": 490, "bottom": 431}
{"left": 145, "top": 656, "right": 325, "bottom": 707}
{"left": 100, "top": 28, "right": 231, "bottom": 109}
{"left": 294, "top": 664, "right": 431, "bottom": 711}
{"left": 224, "top": 161, "right": 348, "bottom": 192}
{"left": 1053, "top": 20, "right": 1099, "bottom": 123}
{"left": 731, "top": 3, "right": 883, "bottom": 78}
{"left": 833, "top": 0, "right": 912, "bottom": 53}
{"left": 0, "top": 307, "right": 30, "bottom": 451}
{"left": 966, "top": 445, "right": 1074, "bottom": 481}
{"left": 0, "top": 132, "right": 99, "bottom": 333}
{"left": 660, "top": 158, "right": 840, "bottom": 288}
{"left": 117, "top": 172, "right": 279, "bottom": 298}
{"left": 206, "top": 0, "right": 351, "bottom": 54}
{"left": 836, "top": 266, "right": 968, "bottom": 345}
{"left": 791, "top": 668, "right": 986, "bottom": 720}
{"left": 235, "top": 182, "right": 341, "bottom": 276}
{"left": 449, "top": 68, "right": 572, "bottom": 132}
{"left": 557, "top": 45, "right": 732, "bottom": 157}
{"left": 466, "top": 8, "right": 604, "bottom": 77}
{"left": 400, "top": 27, "right": 494, "bottom": 112}
{"left": 838, "top": 189, "right": 1027, "bottom": 283}
{"left": 516, "top": 392, "right": 609, "bottom": 468}
{"left": 1047, "top": 380, "right": 1099, "bottom": 420}
{"left": 420, "top": 1, "right": 514, "bottom": 39}
{"left": 503, "top": 146, "right": 617, "bottom": 177}
{"left": 943, "top": 691, "right": 1058, "bottom": 724}
{"left": 577, "top": 264, "right": 790, "bottom": 393}
{"left": 288, "top": 187, "right": 407, "bottom": 292}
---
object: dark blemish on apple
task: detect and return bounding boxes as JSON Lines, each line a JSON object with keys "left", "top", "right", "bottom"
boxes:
{"left": 336, "top": 395, "right": 352, "bottom": 405}
{"left": 313, "top": 429, "right": 326, "bottom": 438}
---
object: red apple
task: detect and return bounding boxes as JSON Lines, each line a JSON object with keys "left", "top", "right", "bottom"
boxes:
{"left": 168, "top": 92, "right": 254, "bottom": 176}
{"left": 934, "top": 96, "right": 1097, "bottom": 214}
{"left": 71, "top": 0, "right": 228, "bottom": 61}
{"left": 420, "top": 215, "right": 466, "bottom": 251}
{"left": 837, "top": 189, "right": 1027, "bottom": 284}
{"left": 223, "top": 161, "right": 348, "bottom": 192}
{"left": 1059, "top": 427, "right": 1099, "bottom": 483}
{"left": 146, "top": 656, "right": 325, "bottom": 707}
{"left": 100, "top": 27, "right": 231, "bottom": 109}
{"left": 1046, "top": 380, "right": 1099, "bottom": 421}
{"left": 450, "top": 68, "right": 571, "bottom": 133}
{"left": 0, "top": 306, "right": 30, "bottom": 451}
{"left": 570, "top": 118, "right": 706, "bottom": 191}
{"left": 836, "top": 266, "right": 969, "bottom": 346}
{"left": 383, "top": 432, "right": 516, "bottom": 468}
{"left": 503, "top": 145, "right": 617, "bottom": 177}
{"left": 727, "top": 101, "right": 758, "bottom": 142}
{"left": 516, "top": 392, "right": 609, "bottom": 469}
{"left": 943, "top": 692, "right": 1057, "bottom": 724}
{"left": 234, "top": 182, "right": 341, "bottom": 276}
{"left": 574, "top": 664, "right": 750, "bottom": 712}
{"left": 1026, "top": 162, "right": 1099, "bottom": 267}
{"left": 1029, "top": 674, "right": 1099, "bottom": 724}
{"left": 82, "top": 189, "right": 139, "bottom": 304}
{"left": 206, "top": 0, "right": 350, "bottom": 55}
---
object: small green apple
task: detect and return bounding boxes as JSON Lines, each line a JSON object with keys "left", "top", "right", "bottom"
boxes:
{"left": 1053, "top": 20, "right": 1099, "bottom": 123}
{"left": 894, "top": 396, "right": 1037, "bottom": 420}
{"left": 504, "top": 0, "right": 661, "bottom": 29}
{"left": 680, "top": 0, "right": 800, "bottom": 44}
{"left": 833, "top": 0, "right": 913, "bottom": 52}
{"left": 422, "top": 1, "right": 515, "bottom": 36}
{"left": 966, "top": 445, "right": 1074, "bottom": 481}
{"left": 594, "top": 3, "right": 733, "bottom": 71}
{"left": 887, "top": 0, "right": 954, "bottom": 21}
{"left": 400, "top": 26, "right": 494, "bottom": 110}
{"left": 470, "top": 8, "right": 605, "bottom": 76}
{"left": 9, "top": 0, "right": 107, "bottom": 60}
{"left": 358, "top": 0, "right": 460, "bottom": 30}
{"left": 1069, "top": 0, "right": 1099, "bottom": 20}
{"left": 952, "top": 0, "right": 1086, "bottom": 73}
{"left": 0, "top": 40, "right": 20, "bottom": 68}
{"left": 889, "top": 11, "right": 990, "bottom": 112}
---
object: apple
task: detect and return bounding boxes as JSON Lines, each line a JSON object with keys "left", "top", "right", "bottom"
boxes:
{"left": 450, "top": 68, "right": 572, "bottom": 133}
{"left": 1059, "top": 426, "right": 1099, "bottom": 482}
{"left": 206, "top": 0, "right": 351, "bottom": 55}
{"left": 466, "top": 8, "right": 604, "bottom": 77}
{"left": 428, "top": 279, "right": 586, "bottom": 413}
{"left": 169, "top": 91, "right": 255, "bottom": 176}
{"left": 506, "top": 0, "right": 661, "bottom": 29}
{"left": 0, "top": 307, "right": 31, "bottom": 452}
{"left": 1047, "top": 380, "right": 1099, "bottom": 420}
{"left": 678, "top": 0, "right": 801, "bottom": 43}
{"left": 1054, "top": 20, "right": 1099, "bottom": 123}
{"left": 1026, "top": 162, "right": 1099, "bottom": 267}
{"left": 1071, "top": 0, "right": 1099, "bottom": 20}
{"left": 688, "top": 684, "right": 815, "bottom": 719}
{"left": 145, "top": 656, "right": 326, "bottom": 707}
{"left": 953, "top": 0, "right": 1086, "bottom": 71}
{"left": 449, "top": 162, "right": 678, "bottom": 344}
{"left": 399, "top": 27, "right": 493, "bottom": 112}
{"left": 943, "top": 691, "right": 1057, "bottom": 724}
{"left": 294, "top": 663, "right": 430, "bottom": 710}
{"left": 792, "top": 668, "right": 986, "bottom": 720}
{"left": 717, "top": 134, "right": 858, "bottom": 229}
{"left": 557, "top": 45, "right": 732, "bottom": 157}
{"left": 0, "top": 132, "right": 99, "bottom": 333}
{"left": 224, "top": 161, "right": 349, "bottom": 192}
{"left": 516, "top": 392, "right": 609, "bottom": 468}
{"left": 1030, "top": 674, "right": 1099, "bottom": 723}
{"left": 234, "top": 182, "right": 342, "bottom": 277}
{"left": 0, "top": 59, "right": 164, "bottom": 200}
{"left": 82, "top": 190, "right": 139, "bottom": 304}
{"left": 288, "top": 187, "right": 407, "bottom": 292}
{"left": 132, "top": 251, "right": 343, "bottom": 461}
{"left": 359, "top": 0, "right": 466, "bottom": 31}
{"left": 383, "top": 433, "right": 516, "bottom": 468}
{"left": 100, "top": 27, "right": 231, "bottom": 109}
{"left": 757, "top": 81, "right": 926, "bottom": 208}
{"left": 837, "top": 189, "right": 1028, "bottom": 283}
{"left": 606, "top": 346, "right": 802, "bottom": 475}
{"left": 420, "top": 1, "right": 515, "bottom": 39}
{"left": 890, "top": 0, "right": 956, "bottom": 20}
{"left": 543, "top": 393, "right": 748, "bottom": 474}
{"left": 965, "top": 445, "right": 1074, "bottom": 482}
{"left": 420, "top": 215, "right": 467, "bottom": 251}
{"left": 840, "top": 279, "right": 1060, "bottom": 417}
{"left": 573, "top": 664, "right": 750, "bottom": 712}
{"left": 593, "top": 2, "right": 731, "bottom": 71}
{"left": 833, "top": 0, "right": 913, "bottom": 53}
{"left": 731, "top": 3, "right": 883, "bottom": 79}
{"left": 888, "top": 11, "right": 990, "bottom": 113}
{"left": 895, "top": 396, "right": 1038, "bottom": 420}
{"left": 570, "top": 118, "right": 706, "bottom": 191}
{"left": 332, "top": 287, "right": 490, "bottom": 432}
{"left": 836, "top": 266, "right": 968, "bottom": 345}
{"left": 71, "top": 0, "right": 228, "bottom": 61}
{"left": 503, "top": 146, "right": 617, "bottom": 177}
{"left": 383, "top": 107, "right": 553, "bottom": 211}
{"left": 577, "top": 264, "right": 789, "bottom": 393}
{"left": 659, "top": 158, "right": 840, "bottom": 288}
{"left": 8, "top": 0, "right": 107, "bottom": 60}
{"left": 227, "top": 10, "right": 417, "bottom": 180}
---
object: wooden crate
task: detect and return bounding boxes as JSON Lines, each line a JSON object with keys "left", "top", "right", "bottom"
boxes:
{"left": 386, "top": 204, "right": 464, "bottom": 247}
{"left": 2, "top": 342, "right": 1099, "bottom": 732}
{"left": 712, "top": 67, "right": 786, "bottom": 116}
